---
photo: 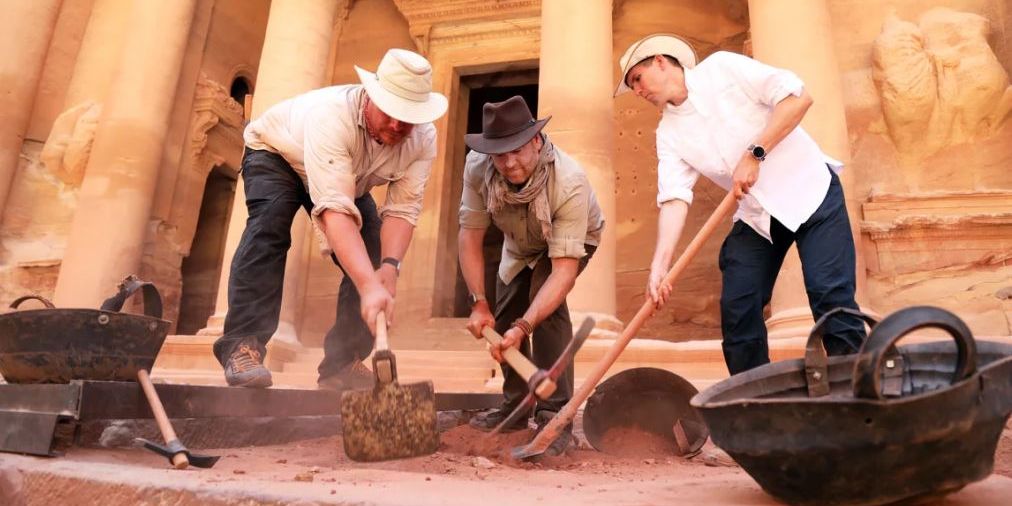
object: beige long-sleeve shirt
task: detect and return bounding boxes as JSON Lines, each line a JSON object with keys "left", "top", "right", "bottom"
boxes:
{"left": 459, "top": 142, "right": 605, "bottom": 284}
{"left": 244, "top": 85, "right": 436, "bottom": 245}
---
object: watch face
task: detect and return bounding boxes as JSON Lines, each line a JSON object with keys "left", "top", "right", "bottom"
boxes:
{"left": 751, "top": 145, "right": 766, "bottom": 159}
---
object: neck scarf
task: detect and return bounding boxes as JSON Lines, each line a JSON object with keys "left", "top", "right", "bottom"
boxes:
{"left": 485, "top": 135, "right": 556, "bottom": 240}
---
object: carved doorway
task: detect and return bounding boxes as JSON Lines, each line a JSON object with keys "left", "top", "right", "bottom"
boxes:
{"left": 177, "top": 167, "right": 236, "bottom": 335}
{"left": 433, "top": 68, "right": 539, "bottom": 317}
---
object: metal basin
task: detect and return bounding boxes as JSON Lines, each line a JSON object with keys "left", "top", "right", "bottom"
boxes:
{"left": 583, "top": 367, "right": 708, "bottom": 456}
{"left": 692, "top": 306, "right": 1012, "bottom": 506}
{"left": 0, "top": 277, "right": 170, "bottom": 384}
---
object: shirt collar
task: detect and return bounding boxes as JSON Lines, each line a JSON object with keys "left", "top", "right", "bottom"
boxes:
{"left": 665, "top": 67, "right": 707, "bottom": 117}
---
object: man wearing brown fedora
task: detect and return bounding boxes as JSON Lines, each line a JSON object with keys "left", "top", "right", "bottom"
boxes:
{"left": 616, "top": 34, "right": 865, "bottom": 375}
{"left": 213, "top": 48, "right": 447, "bottom": 389}
{"left": 458, "top": 95, "right": 605, "bottom": 455}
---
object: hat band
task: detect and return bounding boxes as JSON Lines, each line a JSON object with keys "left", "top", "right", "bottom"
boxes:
{"left": 378, "top": 74, "right": 430, "bottom": 103}
{"left": 485, "top": 119, "right": 536, "bottom": 139}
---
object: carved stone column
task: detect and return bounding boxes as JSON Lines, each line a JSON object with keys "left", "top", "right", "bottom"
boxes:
{"left": 538, "top": 0, "right": 617, "bottom": 318}
{"left": 201, "top": 0, "right": 338, "bottom": 341}
{"left": 53, "top": 0, "right": 198, "bottom": 307}
{"left": 0, "top": 0, "right": 63, "bottom": 221}
{"left": 748, "top": 0, "right": 869, "bottom": 339}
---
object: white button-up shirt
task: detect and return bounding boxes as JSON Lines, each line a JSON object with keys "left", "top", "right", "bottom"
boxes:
{"left": 244, "top": 85, "right": 436, "bottom": 231}
{"left": 655, "top": 51, "right": 842, "bottom": 241}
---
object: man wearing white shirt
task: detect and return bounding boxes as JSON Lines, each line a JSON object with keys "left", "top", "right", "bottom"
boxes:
{"left": 616, "top": 34, "right": 865, "bottom": 374}
{"left": 213, "top": 49, "right": 447, "bottom": 388}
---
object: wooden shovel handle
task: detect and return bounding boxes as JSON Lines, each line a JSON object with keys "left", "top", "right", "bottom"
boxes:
{"left": 481, "top": 326, "right": 556, "bottom": 399}
{"left": 137, "top": 369, "right": 188, "bottom": 469}
{"left": 523, "top": 192, "right": 738, "bottom": 455}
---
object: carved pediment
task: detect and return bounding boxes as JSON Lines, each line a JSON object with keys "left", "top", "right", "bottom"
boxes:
{"left": 392, "top": 0, "right": 541, "bottom": 54}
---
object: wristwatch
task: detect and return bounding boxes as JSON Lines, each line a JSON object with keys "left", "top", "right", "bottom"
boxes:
{"left": 380, "top": 257, "right": 401, "bottom": 276}
{"left": 747, "top": 143, "right": 767, "bottom": 162}
{"left": 468, "top": 292, "right": 487, "bottom": 307}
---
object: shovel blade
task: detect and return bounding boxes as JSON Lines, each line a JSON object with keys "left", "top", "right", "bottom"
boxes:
{"left": 340, "top": 380, "right": 438, "bottom": 462}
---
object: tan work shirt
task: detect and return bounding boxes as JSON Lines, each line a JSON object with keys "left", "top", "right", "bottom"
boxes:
{"left": 458, "top": 143, "right": 605, "bottom": 284}
{"left": 244, "top": 85, "right": 436, "bottom": 238}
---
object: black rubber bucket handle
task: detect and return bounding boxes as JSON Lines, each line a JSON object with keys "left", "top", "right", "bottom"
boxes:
{"left": 8, "top": 295, "right": 56, "bottom": 310}
{"left": 803, "top": 307, "right": 879, "bottom": 397}
{"left": 99, "top": 275, "right": 163, "bottom": 319}
{"left": 852, "top": 306, "right": 976, "bottom": 400}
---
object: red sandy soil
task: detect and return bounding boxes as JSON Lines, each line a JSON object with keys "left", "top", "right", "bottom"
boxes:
{"left": 4, "top": 419, "right": 1010, "bottom": 505}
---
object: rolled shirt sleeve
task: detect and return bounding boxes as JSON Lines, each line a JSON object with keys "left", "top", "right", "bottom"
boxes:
{"left": 458, "top": 151, "right": 492, "bottom": 229}
{"left": 656, "top": 125, "right": 699, "bottom": 207}
{"left": 712, "top": 51, "right": 805, "bottom": 107}
{"left": 379, "top": 128, "right": 436, "bottom": 225}
{"left": 546, "top": 172, "right": 591, "bottom": 259}
{"left": 303, "top": 106, "right": 362, "bottom": 229}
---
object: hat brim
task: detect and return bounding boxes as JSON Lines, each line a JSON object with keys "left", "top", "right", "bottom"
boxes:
{"left": 614, "top": 35, "right": 698, "bottom": 97}
{"left": 464, "top": 117, "right": 551, "bottom": 155}
{"left": 355, "top": 66, "right": 448, "bottom": 124}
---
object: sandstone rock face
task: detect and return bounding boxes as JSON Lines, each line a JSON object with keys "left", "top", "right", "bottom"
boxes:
{"left": 872, "top": 8, "right": 1012, "bottom": 163}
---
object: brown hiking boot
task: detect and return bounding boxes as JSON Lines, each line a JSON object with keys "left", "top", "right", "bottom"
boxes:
{"left": 223, "top": 342, "right": 273, "bottom": 388}
{"left": 317, "top": 360, "right": 375, "bottom": 392}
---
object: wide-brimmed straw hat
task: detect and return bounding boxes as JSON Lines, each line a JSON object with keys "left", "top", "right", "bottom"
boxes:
{"left": 464, "top": 96, "right": 550, "bottom": 155}
{"left": 354, "top": 49, "right": 448, "bottom": 124}
{"left": 614, "top": 33, "right": 698, "bottom": 96}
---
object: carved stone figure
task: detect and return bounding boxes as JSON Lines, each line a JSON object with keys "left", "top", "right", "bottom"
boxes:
{"left": 871, "top": 8, "right": 1012, "bottom": 160}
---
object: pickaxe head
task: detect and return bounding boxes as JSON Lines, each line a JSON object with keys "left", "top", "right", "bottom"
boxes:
{"left": 137, "top": 438, "right": 220, "bottom": 469}
{"left": 489, "top": 317, "right": 596, "bottom": 436}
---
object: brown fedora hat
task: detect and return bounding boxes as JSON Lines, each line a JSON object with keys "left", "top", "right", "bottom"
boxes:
{"left": 464, "top": 96, "right": 551, "bottom": 154}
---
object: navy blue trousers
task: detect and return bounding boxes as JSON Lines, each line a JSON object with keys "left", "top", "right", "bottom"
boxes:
{"left": 718, "top": 168, "right": 865, "bottom": 375}
{"left": 213, "top": 149, "right": 378, "bottom": 380}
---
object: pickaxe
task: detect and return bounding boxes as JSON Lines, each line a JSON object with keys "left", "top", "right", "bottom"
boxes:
{"left": 511, "top": 192, "right": 737, "bottom": 460}
{"left": 482, "top": 317, "right": 596, "bottom": 435}
{"left": 135, "top": 369, "right": 220, "bottom": 469}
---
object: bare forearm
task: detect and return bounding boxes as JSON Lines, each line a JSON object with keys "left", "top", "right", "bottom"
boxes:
{"left": 523, "top": 259, "right": 578, "bottom": 328}
{"left": 321, "top": 210, "right": 381, "bottom": 292}
{"left": 650, "top": 200, "right": 689, "bottom": 271}
{"left": 380, "top": 216, "right": 415, "bottom": 261}
{"left": 754, "top": 90, "right": 813, "bottom": 153}
{"left": 458, "top": 228, "right": 487, "bottom": 297}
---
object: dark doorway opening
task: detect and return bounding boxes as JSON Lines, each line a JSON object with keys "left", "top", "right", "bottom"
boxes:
{"left": 449, "top": 77, "right": 539, "bottom": 317}
{"left": 177, "top": 168, "right": 236, "bottom": 335}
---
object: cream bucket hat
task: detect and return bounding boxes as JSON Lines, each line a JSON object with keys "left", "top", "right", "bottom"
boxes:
{"left": 615, "top": 34, "right": 698, "bottom": 97}
{"left": 354, "top": 49, "right": 448, "bottom": 124}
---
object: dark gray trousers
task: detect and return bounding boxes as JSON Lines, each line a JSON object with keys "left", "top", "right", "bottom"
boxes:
{"left": 493, "top": 245, "right": 596, "bottom": 415}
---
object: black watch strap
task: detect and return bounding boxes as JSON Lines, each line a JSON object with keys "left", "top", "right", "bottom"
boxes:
{"left": 381, "top": 257, "right": 401, "bottom": 275}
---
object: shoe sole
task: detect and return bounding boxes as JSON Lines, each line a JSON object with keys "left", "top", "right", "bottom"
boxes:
{"left": 226, "top": 374, "right": 273, "bottom": 388}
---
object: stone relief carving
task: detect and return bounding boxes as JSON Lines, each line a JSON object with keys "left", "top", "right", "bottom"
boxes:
{"left": 39, "top": 101, "right": 102, "bottom": 186}
{"left": 871, "top": 8, "right": 1012, "bottom": 161}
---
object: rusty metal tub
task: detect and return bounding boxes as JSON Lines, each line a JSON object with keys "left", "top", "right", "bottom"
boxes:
{"left": 0, "top": 276, "right": 170, "bottom": 384}
{"left": 691, "top": 306, "right": 1012, "bottom": 506}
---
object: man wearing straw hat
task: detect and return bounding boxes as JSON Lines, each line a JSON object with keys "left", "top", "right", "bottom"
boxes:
{"left": 213, "top": 48, "right": 447, "bottom": 389}
{"left": 458, "top": 95, "right": 604, "bottom": 455}
{"left": 616, "top": 34, "right": 865, "bottom": 375}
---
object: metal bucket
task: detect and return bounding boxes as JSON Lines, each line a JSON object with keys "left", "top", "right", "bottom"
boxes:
{"left": 0, "top": 276, "right": 170, "bottom": 384}
{"left": 583, "top": 367, "right": 708, "bottom": 455}
{"left": 692, "top": 306, "right": 1012, "bottom": 506}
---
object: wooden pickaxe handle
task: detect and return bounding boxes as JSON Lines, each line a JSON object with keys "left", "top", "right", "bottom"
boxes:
{"left": 481, "top": 326, "right": 557, "bottom": 400}
{"left": 514, "top": 192, "right": 738, "bottom": 460}
{"left": 137, "top": 369, "right": 188, "bottom": 469}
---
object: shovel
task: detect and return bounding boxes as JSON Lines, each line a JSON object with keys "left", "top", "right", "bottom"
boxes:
{"left": 340, "top": 311, "right": 439, "bottom": 462}
{"left": 512, "top": 192, "right": 737, "bottom": 460}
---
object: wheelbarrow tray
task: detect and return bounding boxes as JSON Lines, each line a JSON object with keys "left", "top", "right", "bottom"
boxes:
{"left": 692, "top": 340, "right": 1012, "bottom": 506}
{"left": 0, "top": 307, "right": 169, "bottom": 384}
